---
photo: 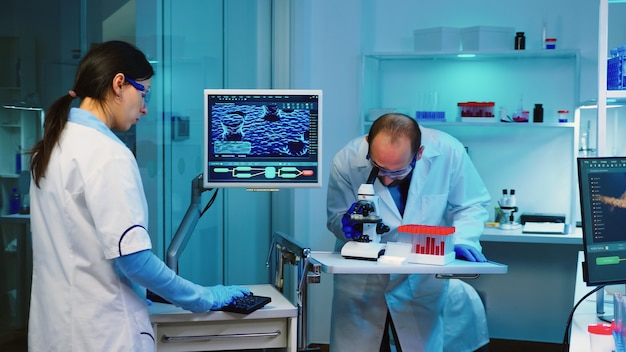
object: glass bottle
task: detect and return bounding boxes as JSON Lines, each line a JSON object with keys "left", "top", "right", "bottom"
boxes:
{"left": 533, "top": 104, "right": 543, "bottom": 123}
{"left": 9, "top": 187, "right": 20, "bottom": 214}
{"left": 515, "top": 32, "right": 526, "bottom": 50}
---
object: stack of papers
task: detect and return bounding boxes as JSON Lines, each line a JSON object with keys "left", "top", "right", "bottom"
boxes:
{"left": 522, "top": 222, "right": 565, "bottom": 234}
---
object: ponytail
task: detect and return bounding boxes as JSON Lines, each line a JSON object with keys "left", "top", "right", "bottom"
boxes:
{"left": 30, "top": 92, "right": 77, "bottom": 188}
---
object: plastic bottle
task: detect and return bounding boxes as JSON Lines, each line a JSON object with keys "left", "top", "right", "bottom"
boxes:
{"left": 15, "top": 145, "right": 21, "bottom": 174}
{"left": 545, "top": 37, "right": 557, "bottom": 50}
{"left": 558, "top": 110, "right": 570, "bottom": 123}
{"left": 9, "top": 188, "right": 20, "bottom": 214}
{"left": 533, "top": 104, "right": 544, "bottom": 123}
{"left": 515, "top": 32, "right": 526, "bottom": 50}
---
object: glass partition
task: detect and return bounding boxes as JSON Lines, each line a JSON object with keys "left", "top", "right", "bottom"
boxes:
{"left": 0, "top": 0, "right": 276, "bottom": 347}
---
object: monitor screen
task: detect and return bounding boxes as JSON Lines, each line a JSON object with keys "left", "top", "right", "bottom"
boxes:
{"left": 578, "top": 156, "right": 626, "bottom": 286}
{"left": 203, "top": 89, "right": 322, "bottom": 190}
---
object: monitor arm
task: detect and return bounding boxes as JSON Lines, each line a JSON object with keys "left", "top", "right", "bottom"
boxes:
{"left": 165, "top": 174, "right": 211, "bottom": 273}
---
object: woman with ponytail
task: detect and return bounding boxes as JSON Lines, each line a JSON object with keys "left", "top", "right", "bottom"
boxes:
{"left": 28, "top": 41, "right": 249, "bottom": 352}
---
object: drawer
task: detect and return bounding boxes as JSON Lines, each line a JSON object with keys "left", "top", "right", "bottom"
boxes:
{"left": 153, "top": 317, "right": 287, "bottom": 351}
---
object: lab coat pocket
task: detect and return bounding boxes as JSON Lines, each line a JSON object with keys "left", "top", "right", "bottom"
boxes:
{"left": 133, "top": 309, "right": 156, "bottom": 352}
{"left": 419, "top": 194, "right": 448, "bottom": 224}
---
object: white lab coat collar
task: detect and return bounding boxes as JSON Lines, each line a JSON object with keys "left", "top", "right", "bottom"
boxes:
{"left": 68, "top": 107, "right": 127, "bottom": 147}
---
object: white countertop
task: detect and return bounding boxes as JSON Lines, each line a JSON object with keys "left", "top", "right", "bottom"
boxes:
{"left": 311, "top": 251, "right": 508, "bottom": 275}
{"left": 481, "top": 226, "right": 582, "bottom": 245}
{"left": 149, "top": 284, "right": 297, "bottom": 324}
{"left": 569, "top": 251, "right": 623, "bottom": 351}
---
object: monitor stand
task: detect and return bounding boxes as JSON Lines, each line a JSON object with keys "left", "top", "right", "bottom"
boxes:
{"left": 596, "top": 284, "right": 626, "bottom": 323}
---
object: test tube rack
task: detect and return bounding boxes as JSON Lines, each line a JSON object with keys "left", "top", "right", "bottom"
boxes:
{"left": 399, "top": 224, "right": 455, "bottom": 265}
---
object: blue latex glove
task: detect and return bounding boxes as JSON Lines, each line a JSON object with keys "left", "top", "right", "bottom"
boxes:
{"left": 454, "top": 244, "right": 487, "bottom": 262}
{"left": 115, "top": 250, "right": 250, "bottom": 313}
{"left": 341, "top": 202, "right": 362, "bottom": 240}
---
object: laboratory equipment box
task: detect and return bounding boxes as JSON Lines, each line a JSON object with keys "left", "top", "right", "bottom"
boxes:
{"left": 413, "top": 27, "right": 461, "bottom": 52}
{"left": 461, "top": 26, "right": 514, "bottom": 51}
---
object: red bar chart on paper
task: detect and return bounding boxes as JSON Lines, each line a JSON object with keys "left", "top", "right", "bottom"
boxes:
{"left": 399, "top": 224, "right": 455, "bottom": 265}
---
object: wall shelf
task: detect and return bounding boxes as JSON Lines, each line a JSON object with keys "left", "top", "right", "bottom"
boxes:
{"left": 360, "top": 46, "right": 581, "bottom": 232}
{"left": 364, "top": 49, "right": 580, "bottom": 61}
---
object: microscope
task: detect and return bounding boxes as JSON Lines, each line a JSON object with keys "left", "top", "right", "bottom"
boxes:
{"left": 340, "top": 168, "right": 390, "bottom": 260}
{"left": 499, "top": 189, "right": 521, "bottom": 230}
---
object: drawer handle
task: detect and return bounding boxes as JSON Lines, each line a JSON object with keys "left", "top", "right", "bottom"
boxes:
{"left": 161, "top": 330, "right": 281, "bottom": 343}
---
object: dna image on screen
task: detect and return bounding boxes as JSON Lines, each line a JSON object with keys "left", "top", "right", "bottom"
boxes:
{"left": 203, "top": 89, "right": 322, "bottom": 189}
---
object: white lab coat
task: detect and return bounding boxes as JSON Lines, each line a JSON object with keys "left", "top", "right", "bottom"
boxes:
{"left": 29, "top": 108, "right": 155, "bottom": 352}
{"left": 327, "top": 126, "right": 491, "bottom": 352}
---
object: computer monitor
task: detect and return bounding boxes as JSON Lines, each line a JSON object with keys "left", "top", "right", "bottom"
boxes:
{"left": 203, "top": 89, "right": 322, "bottom": 190}
{"left": 578, "top": 156, "right": 626, "bottom": 286}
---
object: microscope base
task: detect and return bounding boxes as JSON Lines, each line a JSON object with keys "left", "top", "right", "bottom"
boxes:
{"left": 500, "top": 222, "right": 522, "bottom": 230}
{"left": 341, "top": 241, "right": 386, "bottom": 261}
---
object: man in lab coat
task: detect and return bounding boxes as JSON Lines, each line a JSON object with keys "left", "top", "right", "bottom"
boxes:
{"left": 327, "top": 113, "right": 491, "bottom": 352}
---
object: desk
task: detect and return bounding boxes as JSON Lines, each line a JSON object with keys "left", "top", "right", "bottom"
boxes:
{"left": 149, "top": 284, "right": 297, "bottom": 351}
{"left": 310, "top": 251, "right": 508, "bottom": 275}
{"left": 569, "top": 251, "right": 620, "bottom": 351}
{"left": 305, "top": 252, "right": 506, "bottom": 350}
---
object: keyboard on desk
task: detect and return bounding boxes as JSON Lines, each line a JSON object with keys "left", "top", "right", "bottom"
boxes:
{"left": 219, "top": 294, "right": 271, "bottom": 314}
{"left": 522, "top": 222, "right": 566, "bottom": 234}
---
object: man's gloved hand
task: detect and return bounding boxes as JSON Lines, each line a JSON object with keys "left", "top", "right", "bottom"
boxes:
{"left": 454, "top": 244, "right": 487, "bottom": 262}
{"left": 207, "top": 284, "right": 251, "bottom": 310}
{"left": 342, "top": 202, "right": 362, "bottom": 240}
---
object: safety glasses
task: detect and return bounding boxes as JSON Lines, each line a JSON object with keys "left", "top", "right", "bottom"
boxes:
{"left": 367, "top": 153, "right": 417, "bottom": 178}
{"left": 125, "top": 77, "right": 151, "bottom": 103}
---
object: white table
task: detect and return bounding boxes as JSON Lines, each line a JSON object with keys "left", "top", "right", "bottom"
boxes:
{"left": 310, "top": 251, "right": 508, "bottom": 275}
{"left": 569, "top": 251, "right": 623, "bottom": 351}
{"left": 149, "top": 284, "right": 297, "bottom": 351}
{"left": 306, "top": 251, "right": 507, "bottom": 350}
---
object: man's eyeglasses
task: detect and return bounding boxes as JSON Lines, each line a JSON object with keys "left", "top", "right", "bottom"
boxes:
{"left": 125, "top": 77, "right": 151, "bottom": 103}
{"left": 367, "top": 153, "right": 417, "bottom": 179}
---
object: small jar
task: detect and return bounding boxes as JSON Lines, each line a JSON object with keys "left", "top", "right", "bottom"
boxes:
{"left": 545, "top": 37, "right": 557, "bottom": 50}
{"left": 533, "top": 104, "right": 543, "bottom": 123}
{"left": 558, "top": 109, "right": 569, "bottom": 123}
{"left": 514, "top": 32, "right": 525, "bottom": 50}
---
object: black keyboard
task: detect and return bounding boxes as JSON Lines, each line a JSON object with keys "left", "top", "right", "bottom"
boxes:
{"left": 219, "top": 294, "right": 272, "bottom": 314}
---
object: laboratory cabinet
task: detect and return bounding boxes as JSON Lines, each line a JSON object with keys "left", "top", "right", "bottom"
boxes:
{"left": 595, "top": 0, "right": 626, "bottom": 157}
{"left": 150, "top": 284, "right": 297, "bottom": 352}
{"left": 0, "top": 35, "right": 37, "bottom": 344}
{"left": 0, "top": 35, "right": 39, "bottom": 215}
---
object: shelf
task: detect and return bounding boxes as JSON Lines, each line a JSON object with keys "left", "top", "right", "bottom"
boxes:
{"left": 0, "top": 173, "right": 18, "bottom": 179}
{"left": 419, "top": 121, "right": 576, "bottom": 128}
{"left": 360, "top": 42, "right": 580, "bottom": 228}
{"left": 363, "top": 49, "right": 580, "bottom": 61}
